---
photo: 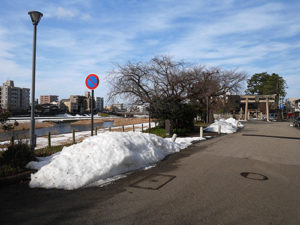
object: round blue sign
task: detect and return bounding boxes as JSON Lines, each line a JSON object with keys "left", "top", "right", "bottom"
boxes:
{"left": 85, "top": 74, "right": 99, "bottom": 90}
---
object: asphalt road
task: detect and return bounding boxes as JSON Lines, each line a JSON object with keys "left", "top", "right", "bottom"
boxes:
{"left": 1, "top": 121, "right": 300, "bottom": 225}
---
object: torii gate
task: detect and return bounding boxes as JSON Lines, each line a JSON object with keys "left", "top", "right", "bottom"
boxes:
{"left": 240, "top": 94, "right": 276, "bottom": 121}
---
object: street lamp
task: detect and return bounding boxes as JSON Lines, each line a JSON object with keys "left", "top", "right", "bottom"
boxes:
{"left": 28, "top": 11, "right": 43, "bottom": 151}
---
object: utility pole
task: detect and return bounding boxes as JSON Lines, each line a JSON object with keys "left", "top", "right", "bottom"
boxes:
{"left": 206, "top": 94, "right": 209, "bottom": 124}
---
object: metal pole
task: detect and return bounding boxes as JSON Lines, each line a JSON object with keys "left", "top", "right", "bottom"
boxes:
{"left": 30, "top": 24, "right": 37, "bottom": 151}
{"left": 206, "top": 95, "right": 209, "bottom": 124}
{"left": 91, "top": 90, "right": 94, "bottom": 136}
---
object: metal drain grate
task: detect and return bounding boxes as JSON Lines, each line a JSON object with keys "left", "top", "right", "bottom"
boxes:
{"left": 130, "top": 174, "right": 176, "bottom": 190}
{"left": 240, "top": 172, "right": 268, "bottom": 181}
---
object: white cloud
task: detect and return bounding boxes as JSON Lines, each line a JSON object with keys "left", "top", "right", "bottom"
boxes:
{"left": 56, "top": 7, "right": 76, "bottom": 18}
{"left": 43, "top": 6, "right": 77, "bottom": 19}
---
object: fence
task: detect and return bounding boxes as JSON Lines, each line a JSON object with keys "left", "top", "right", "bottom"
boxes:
{"left": 36, "top": 122, "right": 158, "bottom": 148}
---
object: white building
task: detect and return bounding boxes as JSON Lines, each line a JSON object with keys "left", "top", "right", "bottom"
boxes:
{"left": 0, "top": 80, "right": 30, "bottom": 113}
{"left": 286, "top": 98, "right": 300, "bottom": 112}
{"left": 112, "top": 103, "right": 124, "bottom": 111}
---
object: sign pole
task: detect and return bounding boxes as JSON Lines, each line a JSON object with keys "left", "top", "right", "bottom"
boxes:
{"left": 91, "top": 89, "right": 94, "bottom": 136}
{"left": 85, "top": 73, "right": 99, "bottom": 137}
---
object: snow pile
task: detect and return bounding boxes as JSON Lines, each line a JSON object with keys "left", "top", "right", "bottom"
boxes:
{"left": 204, "top": 118, "right": 244, "bottom": 134}
{"left": 27, "top": 132, "right": 200, "bottom": 190}
{"left": 56, "top": 113, "right": 104, "bottom": 118}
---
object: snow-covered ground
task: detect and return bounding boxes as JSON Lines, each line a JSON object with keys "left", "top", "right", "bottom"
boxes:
{"left": 204, "top": 118, "right": 244, "bottom": 134}
{"left": 0, "top": 122, "right": 156, "bottom": 151}
{"left": 8, "top": 113, "right": 118, "bottom": 123}
{"left": 3, "top": 117, "right": 244, "bottom": 190}
{"left": 27, "top": 132, "right": 205, "bottom": 190}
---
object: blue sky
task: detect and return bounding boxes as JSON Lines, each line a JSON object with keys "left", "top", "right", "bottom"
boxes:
{"left": 0, "top": 0, "right": 299, "bottom": 103}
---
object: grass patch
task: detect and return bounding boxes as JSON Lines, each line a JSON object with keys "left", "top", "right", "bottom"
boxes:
{"left": 143, "top": 126, "right": 196, "bottom": 138}
{"left": 194, "top": 121, "right": 209, "bottom": 127}
{"left": 143, "top": 127, "right": 167, "bottom": 138}
{"left": 98, "top": 112, "right": 111, "bottom": 117}
{"left": 173, "top": 128, "right": 191, "bottom": 136}
{"left": 35, "top": 144, "right": 72, "bottom": 157}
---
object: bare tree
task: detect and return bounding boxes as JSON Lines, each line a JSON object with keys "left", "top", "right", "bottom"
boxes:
{"left": 108, "top": 56, "right": 247, "bottom": 126}
{"left": 108, "top": 56, "right": 192, "bottom": 105}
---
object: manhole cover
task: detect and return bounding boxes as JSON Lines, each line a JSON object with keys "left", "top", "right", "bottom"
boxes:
{"left": 130, "top": 174, "right": 176, "bottom": 190}
{"left": 240, "top": 172, "right": 268, "bottom": 181}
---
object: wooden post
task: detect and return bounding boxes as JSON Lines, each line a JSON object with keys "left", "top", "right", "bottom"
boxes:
{"left": 141, "top": 123, "right": 143, "bottom": 131}
{"left": 133, "top": 124, "right": 135, "bottom": 132}
{"left": 95, "top": 127, "right": 97, "bottom": 135}
{"left": 122, "top": 126, "right": 125, "bottom": 132}
{"left": 245, "top": 97, "right": 248, "bottom": 120}
{"left": 109, "top": 126, "right": 111, "bottom": 132}
{"left": 72, "top": 129, "right": 75, "bottom": 144}
{"left": 266, "top": 97, "right": 270, "bottom": 122}
{"left": 200, "top": 127, "right": 203, "bottom": 138}
{"left": 10, "top": 136, "right": 14, "bottom": 146}
{"left": 148, "top": 115, "right": 151, "bottom": 133}
{"left": 48, "top": 132, "right": 51, "bottom": 148}
{"left": 218, "top": 125, "right": 221, "bottom": 135}
{"left": 171, "top": 133, "right": 177, "bottom": 142}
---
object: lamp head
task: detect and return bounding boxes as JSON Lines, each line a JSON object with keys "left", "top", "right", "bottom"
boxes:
{"left": 28, "top": 11, "right": 43, "bottom": 25}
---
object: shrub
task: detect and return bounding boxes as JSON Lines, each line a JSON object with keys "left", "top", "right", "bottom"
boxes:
{"left": 0, "top": 142, "right": 36, "bottom": 168}
{"left": 143, "top": 127, "right": 167, "bottom": 138}
{"left": 0, "top": 164, "right": 25, "bottom": 177}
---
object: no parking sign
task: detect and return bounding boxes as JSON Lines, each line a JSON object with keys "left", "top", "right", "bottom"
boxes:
{"left": 85, "top": 73, "right": 99, "bottom": 136}
{"left": 85, "top": 74, "right": 99, "bottom": 90}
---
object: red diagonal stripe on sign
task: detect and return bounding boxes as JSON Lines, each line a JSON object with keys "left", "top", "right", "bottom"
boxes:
{"left": 88, "top": 77, "right": 96, "bottom": 86}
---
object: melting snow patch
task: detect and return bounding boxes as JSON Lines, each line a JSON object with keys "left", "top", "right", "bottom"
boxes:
{"left": 204, "top": 118, "right": 244, "bottom": 134}
{"left": 27, "top": 132, "right": 200, "bottom": 190}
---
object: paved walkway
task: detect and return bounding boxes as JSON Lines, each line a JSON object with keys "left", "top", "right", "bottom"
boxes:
{"left": 1, "top": 121, "right": 300, "bottom": 225}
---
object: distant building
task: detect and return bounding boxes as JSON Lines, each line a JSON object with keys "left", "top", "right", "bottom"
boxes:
{"left": 85, "top": 91, "right": 90, "bottom": 98}
{"left": 286, "top": 98, "right": 300, "bottom": 112}
{"left": 69, "top": 95, "right": 87, "bottom": 114}
{"left": 35, "top": 103, "right": 59, "bottom": 115}
{"left": 58, "top": 93, "right": 102, "bottom": 114}
{"left": 40, "top": 95, "right": 58, "bottom": 104}
{"left": 296, "top": 99, "right": 300, "bottom": 112}
{"left": 137, "top": 105, "right": 147, "bottom": 113}
{"left": 58, "top": 99, "right": 69, "bottom": 112}
{"left": 0, "top": 80, "right": 30, "bottom": 113}
{"left": 112, "top": 103, "right": 124, "bottom": 111}
{"left": 63, "top": 100, "right": 78, "bottom": 114}
{"left": 96, "top": 97, "right": 104, "bottom": 112}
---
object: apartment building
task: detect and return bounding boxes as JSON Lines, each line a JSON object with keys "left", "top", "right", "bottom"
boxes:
{"left": 40, "top": 95, "right": 58, "bottom": 104}
{"left": 96, "top": 97, "right": 104, "bottom": 112}
{"left": 60, "top": 93, "right": 104, "bottom": 114}
{"left": 69, "top": 95, "right": 87, "bottom": 114}
{"left": 0, "top": 80, "right": 30, "bottom": 113}
{"left": 112, "top": 103, "right": 124, "bottom": 111}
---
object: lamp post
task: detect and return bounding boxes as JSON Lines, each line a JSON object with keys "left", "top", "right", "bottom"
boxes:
{"left": 28, "top": 11, "right": 43, "bottom": 151}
